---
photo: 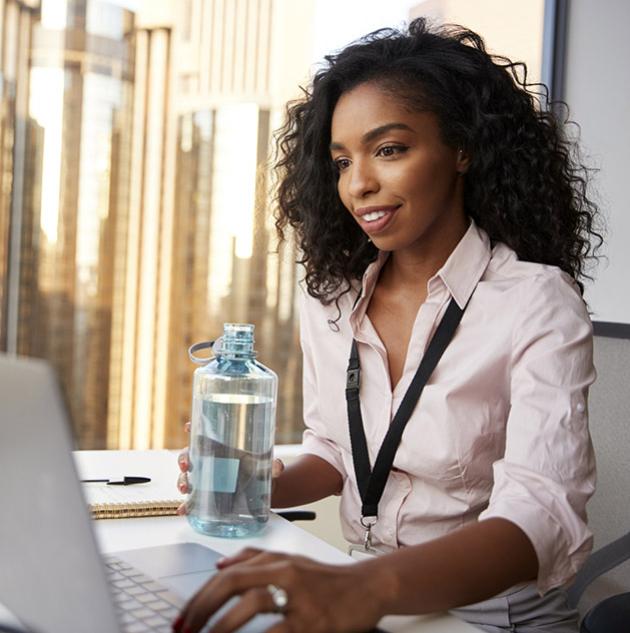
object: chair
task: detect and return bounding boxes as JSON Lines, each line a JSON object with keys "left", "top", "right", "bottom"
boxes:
{"left": 567, "top": 333, "right": 630, "bottom": 632}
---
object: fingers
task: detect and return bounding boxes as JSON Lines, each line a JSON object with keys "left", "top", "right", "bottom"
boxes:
{"left": 176, "top": 447, "right": 191, "bottom": 515}
{"left": 176, "top": 465, "right": 191, "bottom": 515}
{"left": 177, "top": 470, "right": 190, "bottom": 494}
{"left": 177, "top": 421, "right": 191, "bottom": 483}
{"left": 177, "top": 448, "right": 190, "bottom": 473}
{"left": 263, "top": 623, "right": 290, "bottom": 633}
{"left": 205, "top": 587, "right": 278, "bottom": 633}
{"left": 272, "top": 458, "right": 285, "bottom": 478}
{"left": 216, "top": 547, "right": 265, "bottom": 570}
{"left": 271, "top": 459, "right": 284, "bottom": 499}
{"left": 176, "top": 566, "right": 279, "bottom": 633}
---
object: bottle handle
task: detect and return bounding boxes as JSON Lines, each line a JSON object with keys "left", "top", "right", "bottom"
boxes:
{"left": 188, "top": 338, "right": 223, "bottom": 364}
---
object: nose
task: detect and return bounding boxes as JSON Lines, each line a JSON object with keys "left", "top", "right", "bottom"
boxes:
{"left": 345, "top": 159, "right": 379, "bottom": 199}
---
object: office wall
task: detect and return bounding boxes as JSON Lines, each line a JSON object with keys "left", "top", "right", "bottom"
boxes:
{"left": 412, "top": 0, "right": 545, "bottom": 84}
{"left": 563, "top": 0, "right": 630, "bottom": 325}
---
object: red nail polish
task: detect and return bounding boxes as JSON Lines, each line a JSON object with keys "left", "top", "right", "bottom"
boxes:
{"left": 172, "top": 615, "right": 183, "bottom": 631}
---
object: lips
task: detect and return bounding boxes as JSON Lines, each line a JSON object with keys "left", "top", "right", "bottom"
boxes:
{"left": 355, "top": 205, "right": 400, "bottom": 235}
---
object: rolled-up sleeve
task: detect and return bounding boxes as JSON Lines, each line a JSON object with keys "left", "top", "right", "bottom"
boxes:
{"left": 479, "top": 271, "right": 596, "bottom": 594}
{"left": 298, "top": 289, "right": 346, "bottom": 479}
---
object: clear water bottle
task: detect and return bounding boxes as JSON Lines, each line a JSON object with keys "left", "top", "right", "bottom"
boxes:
{"left": 187, "top": 323, "right": 277, "bottom": 538}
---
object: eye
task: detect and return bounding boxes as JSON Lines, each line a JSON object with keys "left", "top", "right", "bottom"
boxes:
{"left": 376, "top": 144, "right": 408, "bottom": 158}
{"left": 333, "top": 157, "right": 351, "bottom": 172}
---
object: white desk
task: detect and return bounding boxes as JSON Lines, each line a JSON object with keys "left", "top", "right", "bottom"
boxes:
{"left": 84, "top": 450, "right": 479, "bottom": 633}
{"left": 95, "top": 514, "right": 478, "bottom": 633}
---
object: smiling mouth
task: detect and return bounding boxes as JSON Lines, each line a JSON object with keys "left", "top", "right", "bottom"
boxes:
{"left": 356, "top": 205, "right": 400, "bottom": 234}
{"left": 363, "top": 210, "right": 389, "bottom": 222}
{"left": 356, "top": 204, "right": 400, "bottom": 218}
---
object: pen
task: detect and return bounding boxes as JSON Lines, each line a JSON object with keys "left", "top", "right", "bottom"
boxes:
{"left": 80, "top": 476, "right": 152, "bottom": 485}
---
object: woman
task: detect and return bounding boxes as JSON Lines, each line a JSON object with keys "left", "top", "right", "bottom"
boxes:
{"left": 175, "top": 18, "right": 602, "bottom": 633}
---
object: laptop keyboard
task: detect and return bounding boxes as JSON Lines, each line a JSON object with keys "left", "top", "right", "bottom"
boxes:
{"left": 104, "top": 554, "right": 184, "bottom": 633}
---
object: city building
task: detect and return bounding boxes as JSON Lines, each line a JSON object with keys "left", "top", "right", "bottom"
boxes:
{"left": 0, "top": 0, "right": 40, "bottom": 352}
{"left": 1, "top": 0, "right": 134, "bottom": 448}
{"left": 110, "top": 0, "right": 315, "bottom": 449}
{"left": 1, "top": 0, "right": 315, "bottom": 449}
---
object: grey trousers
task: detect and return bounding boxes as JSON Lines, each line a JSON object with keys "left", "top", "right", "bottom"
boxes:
{"left": 450, "top": 582, "right": 578, "bottom": 632}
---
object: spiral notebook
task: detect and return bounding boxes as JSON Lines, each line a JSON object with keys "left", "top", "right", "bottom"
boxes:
{"left": 74, "top": 449, "right": 182, "bottom": 519}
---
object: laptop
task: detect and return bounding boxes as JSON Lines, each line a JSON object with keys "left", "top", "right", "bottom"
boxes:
{"left": 0, "top": 354, "right": 282, "bottom": 633}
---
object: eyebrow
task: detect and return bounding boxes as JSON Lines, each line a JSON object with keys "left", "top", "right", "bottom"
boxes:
{"left": 329, "top": 122, "right": 414, "bottom": 151}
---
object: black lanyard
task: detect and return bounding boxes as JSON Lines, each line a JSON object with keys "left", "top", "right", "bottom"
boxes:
{"left": 345, "top": 297, "right": 466, "bottom": 542}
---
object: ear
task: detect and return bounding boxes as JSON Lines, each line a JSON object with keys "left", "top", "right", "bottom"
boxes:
{"left": 456, "top": 148, "right": 471, "bottom": 174}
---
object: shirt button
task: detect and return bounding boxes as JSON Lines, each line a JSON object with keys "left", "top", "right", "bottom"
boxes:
{"left": 576, "top": 403, "right": 585, "bottom": 413}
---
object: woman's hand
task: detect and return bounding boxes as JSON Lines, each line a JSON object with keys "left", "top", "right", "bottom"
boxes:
{"left": 176, "top": 420, "right": 285, "bottom": 515}
{"left": 172, "top": 548, "right": 387, "bottom": 633}
{"left": 176, "top": 421, "right": 192, "bottom": 515}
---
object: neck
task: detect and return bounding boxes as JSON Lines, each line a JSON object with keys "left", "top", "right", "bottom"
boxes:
{"left": 382, "top": 213, "right": 469, "bottom": 292}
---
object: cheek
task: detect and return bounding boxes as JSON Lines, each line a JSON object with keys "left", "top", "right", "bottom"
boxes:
{"left": 336, "top": 177, "right": 351, "bottom": 210}
{"left": 401, "top": 159, "right": 458, "bottom": 202}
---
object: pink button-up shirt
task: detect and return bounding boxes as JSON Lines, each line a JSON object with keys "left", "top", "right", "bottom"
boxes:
{"left": 299, "top": 220, "right": 596, "bottom": 594}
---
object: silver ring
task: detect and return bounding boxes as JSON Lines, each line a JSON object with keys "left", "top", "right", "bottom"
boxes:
{"left": 266, "top": 583, "right": 288, "bottom": 612}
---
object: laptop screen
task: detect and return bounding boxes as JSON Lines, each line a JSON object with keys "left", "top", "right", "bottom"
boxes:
{"left": 0, "top": 354, "right": 121, "bottom": 633}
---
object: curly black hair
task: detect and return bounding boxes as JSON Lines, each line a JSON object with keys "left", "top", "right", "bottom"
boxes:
{"left": 273, "top": 17, "right": 602, "bottom": 307}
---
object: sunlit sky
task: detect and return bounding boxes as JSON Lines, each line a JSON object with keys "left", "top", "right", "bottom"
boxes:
{"left": 310, "top": 0, "right": 419, "bottom": 64}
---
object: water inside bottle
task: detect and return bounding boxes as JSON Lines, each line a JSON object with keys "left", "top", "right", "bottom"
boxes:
{"left": 188, "top": 392, "right": 274, "bottom": 537}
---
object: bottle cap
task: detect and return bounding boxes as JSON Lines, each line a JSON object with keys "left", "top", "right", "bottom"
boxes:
{"left": 221, "top": 323, "right": 255, "bottom": 358}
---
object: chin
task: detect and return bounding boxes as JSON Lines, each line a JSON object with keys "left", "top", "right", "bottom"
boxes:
{"left": 370, "top": 234, "right": 413, "bottom": 252}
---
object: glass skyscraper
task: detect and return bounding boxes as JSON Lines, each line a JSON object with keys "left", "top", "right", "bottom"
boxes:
{"left": 1, "top": 0, "right": 315, "bottom": 448}
{"left": 17, "top": 0, "right": 134, "bottom": 447}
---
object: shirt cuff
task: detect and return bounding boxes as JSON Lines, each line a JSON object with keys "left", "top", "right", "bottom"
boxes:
{"left": 479, "top": 484, "right": 593, "bottom": 595}
{"left": 301, "top": 429, "right": 346, "bottom": 491}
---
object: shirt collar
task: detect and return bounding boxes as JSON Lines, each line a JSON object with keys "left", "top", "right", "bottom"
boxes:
{"left": 353, "top": 219, "right": 492, "bottom": 317}
{"left": 435, "top": 219, "right": 492, "bottom": 309}
{"left": 350, "top": 249, "right": 388, "bottom": 327}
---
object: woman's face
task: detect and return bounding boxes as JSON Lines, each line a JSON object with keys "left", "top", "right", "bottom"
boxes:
{"left": 330, "top": 82, "right": 468, "bottom": 254}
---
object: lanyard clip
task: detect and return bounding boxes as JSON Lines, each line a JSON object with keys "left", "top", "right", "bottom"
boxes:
{"left": 346, "top": 368, "right": 360, "bottom": 391}
{"left": 360, "top": 515, "right": 377, "bottom": 551}
{"left": 363, "top": 524, "right": 373, "bottom": 550}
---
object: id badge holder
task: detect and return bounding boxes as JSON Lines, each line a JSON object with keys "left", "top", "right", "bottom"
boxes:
{"left": 348, "top": 544, "right": 379, "bottom": 561}
{"left": 348, "top": 516, "right": 379, "bottom": 560}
